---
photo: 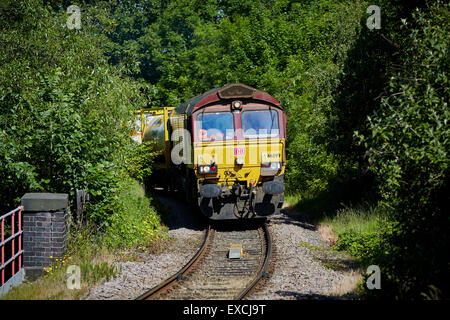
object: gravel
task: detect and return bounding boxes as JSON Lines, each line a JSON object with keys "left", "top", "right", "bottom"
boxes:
{"left": 84, "top": 193, "right": 205, "bottom": 300}
{"left": 85, "top": 196, "right": 357, "bottom": 300}
{"left": 248, "top": 208, "right": 357, "bottom": 300}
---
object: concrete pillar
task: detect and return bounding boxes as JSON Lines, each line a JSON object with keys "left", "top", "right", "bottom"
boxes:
{"left": 20, "top": 193, "right": 70, "bottom": 276}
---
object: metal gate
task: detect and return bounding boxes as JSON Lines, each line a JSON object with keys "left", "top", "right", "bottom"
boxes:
{"left": 0, "top": 206, "right": 24, "bottom": 296}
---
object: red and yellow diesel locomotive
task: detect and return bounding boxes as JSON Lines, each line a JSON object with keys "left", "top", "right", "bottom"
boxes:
{"left": 140, "top": 83, "right": 286, "bottom": 220}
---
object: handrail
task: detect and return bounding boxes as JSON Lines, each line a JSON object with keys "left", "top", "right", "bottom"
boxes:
{"left": 0, "top": 207, "right": 22, "bottom": 220}
{"left": 1, "top": 206, "right": 23, "bottom": 287}
{"left": 0, "top": 230, "right": 23, "bottom": 247}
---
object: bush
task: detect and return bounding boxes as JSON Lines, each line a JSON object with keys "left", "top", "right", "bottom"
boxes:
{"left": 362, "top": 1, "right": 449, "bottom": 299}
{"left": 0, "top": 1, "right": 145, "bottom": 219}
{"left": 335, "top": 231, "right": 383, "bottom": 265}
{"left": 323, "top": 202, "right": 389, "bottom": 268}
{"left": 101, "top": 178, "right": 167, "bottom": 249}
{"left": 124, "top": 141, "right": 157, "bottom": 183}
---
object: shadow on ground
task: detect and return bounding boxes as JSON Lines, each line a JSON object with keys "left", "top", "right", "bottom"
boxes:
{"left": 276, "top": 205, "right": 361, "bottom": 274}
{"left": 269, "top": 208, "right": 317, "bottom": 231}
{"left": 275, "top": 290, "right": 341, "bottom": 300}
{"left": 149, "top": 188, "right": 205, "bottom": 231}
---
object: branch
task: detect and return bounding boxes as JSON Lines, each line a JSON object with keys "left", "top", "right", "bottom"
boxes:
{"left": 381, "top": 33, "right": 401, "bottom": 49}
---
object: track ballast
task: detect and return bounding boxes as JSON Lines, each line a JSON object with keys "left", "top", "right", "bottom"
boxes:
{"left": 137, "top": 222, "right": 272, "bottom": 300}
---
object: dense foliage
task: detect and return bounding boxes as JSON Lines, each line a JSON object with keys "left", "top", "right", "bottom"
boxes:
{"left": 92, "top": 0, "right": 365, "bottom": 194}
{"left": 362, "top": 2, "right": 449, "bottom": 298}
{"left": 0, "top": 0, "right": 447, "bottom": 298}
{"left": 0, "top": 1, "right": 162, "bottom": 243}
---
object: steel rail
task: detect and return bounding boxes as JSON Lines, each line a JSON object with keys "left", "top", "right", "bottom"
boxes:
{"left": 136, "top": 224, "right": 211, "bottom": 300}
{"left": 234, "top": 222, "right": 272, "bottom": 300}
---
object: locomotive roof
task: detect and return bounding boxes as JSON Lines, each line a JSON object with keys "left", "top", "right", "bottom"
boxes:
{"left": 174, "top": 83, "right": 281, "bottom": 115}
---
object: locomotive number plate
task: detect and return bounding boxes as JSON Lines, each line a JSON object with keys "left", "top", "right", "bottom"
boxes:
{"left": 234, "top": 147, "right": 246, "bottom": 156}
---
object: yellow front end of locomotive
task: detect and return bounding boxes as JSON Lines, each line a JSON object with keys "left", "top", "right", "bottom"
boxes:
{"left": 193, "top": 138, "right": 286, "bottom": 188}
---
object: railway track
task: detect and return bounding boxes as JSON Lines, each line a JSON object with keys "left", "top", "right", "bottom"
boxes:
{"left": 136, "top": 222, "right": 272, "bottom": 300}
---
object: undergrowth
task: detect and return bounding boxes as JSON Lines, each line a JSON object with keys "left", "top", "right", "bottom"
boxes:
{"left": 2, "top": 179, "right": 168, "bottom": 300}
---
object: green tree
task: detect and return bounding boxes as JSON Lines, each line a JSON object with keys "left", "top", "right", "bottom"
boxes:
{"left": 0, "top": 0, "right": 146, "bottom": 227}
{"left": 362, "top": 1, "right": 449, "bottom": 298}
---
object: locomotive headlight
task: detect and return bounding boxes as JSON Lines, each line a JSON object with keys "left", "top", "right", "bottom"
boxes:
{"left": 198, "top": 165, "right": 218, "bottom": 174}
{"left": 202, "top": 166, "right": 210, "bottom": 173}
{"left": 232, "top": 100, "right": 242, "bottom": 110}
{"left": 261, "top": 162, "right": 282, "bottom": 176}
{"left": 270, "top": 162, "right": 280, "bottom": 170}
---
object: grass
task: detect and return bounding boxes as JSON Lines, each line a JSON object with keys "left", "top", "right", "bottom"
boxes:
{"left": 286, "top": 185, "right": 389, "bottom": 297}
{"left": 2, "top": 224, "right": 120, "bottom": 300}
{"left": 289, "top": 189, "right": 387, "bottom": 251}
{"left": 102, "top": 179, "right": 169, "bottom": 249}
{"left": 327, "top": 270, "right": 362, "bottom": 297}
{"left": 286, "top": 188, "right": 387, "bottom": 242}
{"left": 321, "top": 202, "right": 388, "bottom": 266}
{"left": 286, "top": 174, "right": 387, "bottom": 238}
{"left": 322, "top": 203, "right": 387, "bottom": 237}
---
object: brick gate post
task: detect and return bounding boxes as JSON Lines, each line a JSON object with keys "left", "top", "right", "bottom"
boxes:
{"left": 20, "top": 193, "right": 70, "bottom": 278}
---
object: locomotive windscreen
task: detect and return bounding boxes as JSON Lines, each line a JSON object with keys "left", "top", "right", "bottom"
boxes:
{"left": 197, "top": 112, "right": 234, "bottom": 141}
{"left": 242, "top": 110, "right": 279, "bottom": 138}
